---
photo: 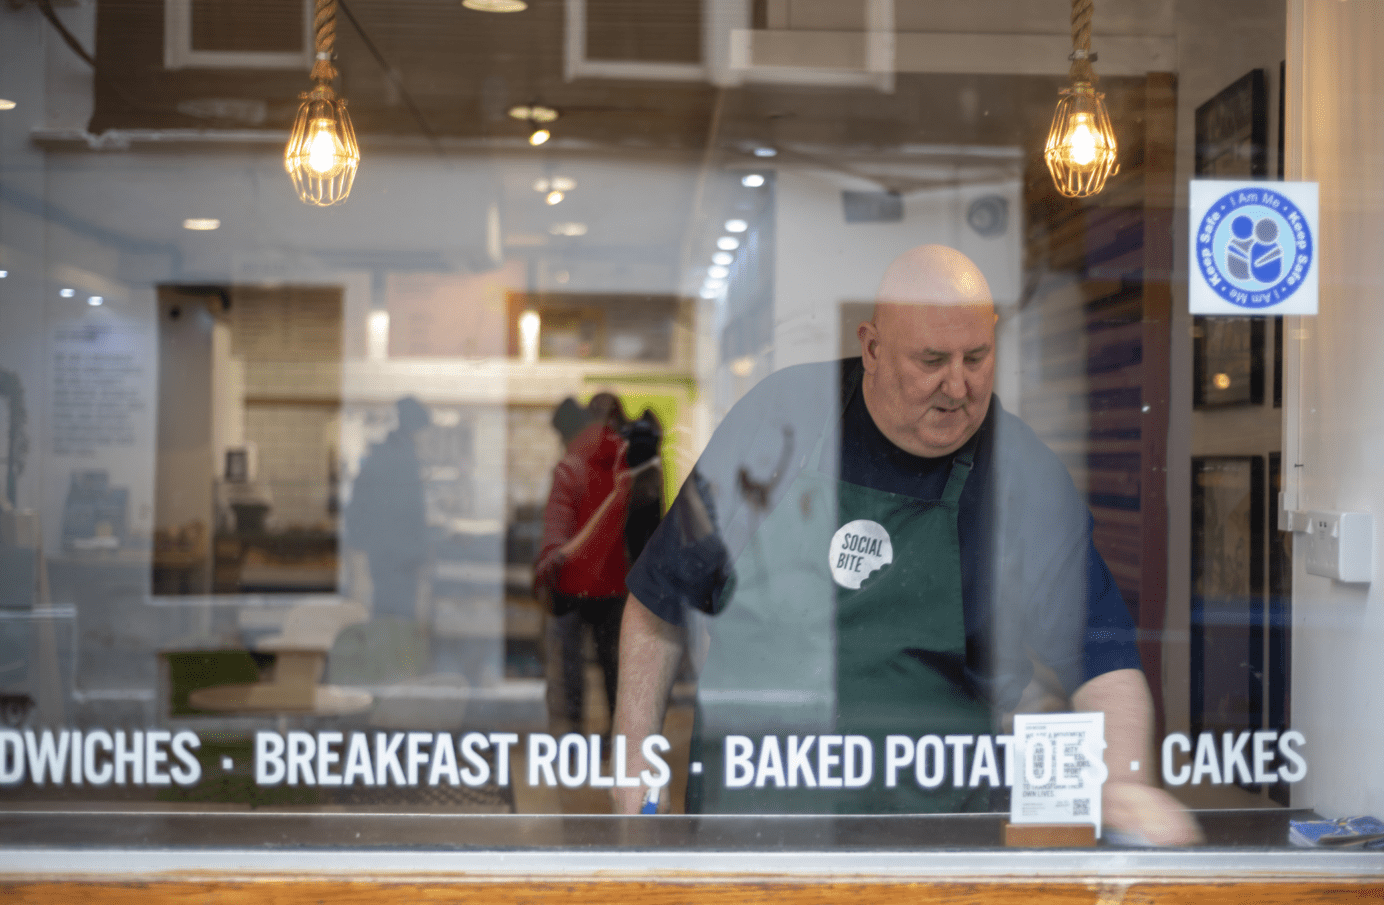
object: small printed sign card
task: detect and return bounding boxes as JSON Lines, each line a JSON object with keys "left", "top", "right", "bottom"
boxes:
{"left": 1010, "top": 712, "right": 1108, "bottom": 837}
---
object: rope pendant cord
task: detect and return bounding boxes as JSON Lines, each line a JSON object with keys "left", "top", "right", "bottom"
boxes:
{"left": 1068, "top": 0, "right": 1096, "bottom": 84}
{"left": 310, "top": 0, "right": 339, "bottom": 84}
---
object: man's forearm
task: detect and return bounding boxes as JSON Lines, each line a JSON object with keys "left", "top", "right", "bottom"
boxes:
{"left": 1071, "top": 667, "right": 1151, "bottom": 786}
{"left": 611, "top": 593, "right": 685, "bottom": 813}
{"left": 1072, "top": 668, "right": 1201, "bottom": 844}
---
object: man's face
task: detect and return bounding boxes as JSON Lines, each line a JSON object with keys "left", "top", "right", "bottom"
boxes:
{"left": 858, "top": 303, "right": 996, "bottom": 458}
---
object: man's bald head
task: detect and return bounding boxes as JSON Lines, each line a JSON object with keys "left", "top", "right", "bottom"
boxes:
{"left": 858, "top": 245, "right": 997, "bottom": 457}
{"left": 872, "top": 244, "right": 994, "bottom": 322}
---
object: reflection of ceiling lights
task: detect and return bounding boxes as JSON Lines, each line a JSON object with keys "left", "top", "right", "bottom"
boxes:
{"left": 183, "top": 218, "right": 221, "bottom": 230}
{"left": 741, "top": 174, "right": 765, "bottom": 187}
{"left": 59, "top": 288, "right": 75, "bottom": 298}
{"left": 529, "top": 128, "right": 551, "bottom": 146}
{"left": 0, "top": 271, "right": 8, "bottom": 278}
{"left": 704, "top": 278, "right": 726, "bottom": 290}
{"left": 0, "top": 99, "right": 15, "bottom": 111}
{"left": 699, "top": 287, "right": 719, "bottom": 299}
{"left": 545, "top": 190, "right": 564, "bottom": 205}
{"left": 712, "top": 252, "right": 733, "bottom": 266}
{"left": 708, "top": 265, "right": 729, "bottom": 279}
{"left": 87, "top": 296, "right": 104, "bottom": 307}
{"left": 753, "top": 147, "right": 777, "bottom": 157}
{"left": 533, "top": 176, "right": 576, "bottom": 192}
{"left": 465, "top": 0, "right": 527, "bottom": 11}
{"left": 510, "top": 104, "right": 558, "bottom": 123}
{"left": 549, "top": 222, "right": 587, "bottom": 236}
{"left": 1213, "top": 372, "right": 1232, "bottom": 390}
{"left": 717, "top": 237, "right": 740, "bottom": 251}
{"left": 730, "top": 356, "right": 755, "bottom": 377}
{"left": 724, "top": 219, "right": 748, "bottom": 233}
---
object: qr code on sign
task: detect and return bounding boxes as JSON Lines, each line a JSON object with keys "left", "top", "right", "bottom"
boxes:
{"left": 1073, "top": 799, "right": 1090, "bottom": 816}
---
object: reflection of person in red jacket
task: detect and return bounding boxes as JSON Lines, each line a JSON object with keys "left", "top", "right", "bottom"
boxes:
{"left": 535, "top": 393, "right": 658, "bottom": 735}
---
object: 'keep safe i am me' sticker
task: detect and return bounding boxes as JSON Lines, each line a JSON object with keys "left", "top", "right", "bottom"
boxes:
{"left": 1189, "top": 180, "right": 1318, "bottom": 315}
{"left": 829, "top": 519, "right": 893, "bottom": 589}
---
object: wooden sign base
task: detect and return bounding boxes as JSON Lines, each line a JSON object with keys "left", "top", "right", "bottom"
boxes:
{"left": 1003, "top": 821, "right": 1098, "bottom": 848}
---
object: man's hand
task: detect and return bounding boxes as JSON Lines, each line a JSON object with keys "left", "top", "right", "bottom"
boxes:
{"left": 1103, "top": 781, "right": 1202, "bottom": 845}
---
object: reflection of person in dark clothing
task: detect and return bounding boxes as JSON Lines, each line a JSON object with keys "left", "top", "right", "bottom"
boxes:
{"left": 536, "top": 393, "right": 662, "bottom": 734}
{"left": 346, "top": 396, "right": 430, "bottom": 621}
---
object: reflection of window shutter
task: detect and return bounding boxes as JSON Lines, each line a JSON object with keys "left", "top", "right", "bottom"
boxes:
{"left": 584, "top": 0, "right": 702, "bottom": 64}
{"left": 165, "top": 0, "right": 312, "bottom": 70}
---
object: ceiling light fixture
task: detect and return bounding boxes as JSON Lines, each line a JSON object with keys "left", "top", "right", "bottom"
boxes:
{"left": 724, "top": 219, "right": 748, "bottom": 233}
{"left": 529, "top": 128, "right": 551, "bottom": 146}
{"left": 712, "top": 252, "right": 733, "bottom": 266}
{"left": 1043, "top": 0, "right": 1118, "bottom": 198}
{"left": 284, "top": 0, "right": 360, "bottom": 207}
{"left": 708, "top": 266, "right": 729, "bottom": 279}
{"left": 741, "top": 174, "right": 765, "bottom": 188}
{"left": 545, "top": 190, "right": 564, "bottom": 205}
{"left": 183, "top": 218, "right": 221, "bottom": 231}
{"left": 510, "top": 104, "right": 558, "bottom": 123}
{"left": 59, "top": 288, "right": 75, "bottom": 298}
{"left": 87, "top": 296, "right": 104, "bottom": 307}
{"left": 753, "top": 147, "right": 777, "bottom": 158}
{"left": 0, "top": 99, "right": 16, "bottom": 111}
{"left": 0, "top": 271, "right": 8, "bottom": 278}
{"left": 549, "top": 222, "right": 587, "bottom": 237}
{"left": 464, "top": 0, "right": 527, "bottom": 10}
{"left": 717, "top": 237, "right": 740, "bottom": 251}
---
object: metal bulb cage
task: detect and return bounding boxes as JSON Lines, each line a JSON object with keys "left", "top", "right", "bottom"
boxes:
{"left": 1044, "top": 82, "right": 1119, "bottom": 198}
{"left": 285, "top": 88, "right": 360, "bottom": 207}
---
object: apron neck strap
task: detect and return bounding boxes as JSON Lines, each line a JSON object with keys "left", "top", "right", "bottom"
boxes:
{"left": 941, "top": 446, "right": 973, "bottom": 504}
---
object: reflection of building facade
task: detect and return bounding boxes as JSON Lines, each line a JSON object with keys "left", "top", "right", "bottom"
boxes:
{"left": 0, "top": 0, "right": 1382, "bottom": 879}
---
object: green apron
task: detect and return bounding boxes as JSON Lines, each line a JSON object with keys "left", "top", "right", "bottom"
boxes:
{"left": 687, "top": 373, "right": 993, "bottom": 813}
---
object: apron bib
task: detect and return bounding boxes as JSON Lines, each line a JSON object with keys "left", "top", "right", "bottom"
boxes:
{"left": 688, "top": 373, "right": 993, "bottom": 813}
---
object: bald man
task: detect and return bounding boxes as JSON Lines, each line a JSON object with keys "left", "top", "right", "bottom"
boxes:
{"left": 612, "top": 246, "right": 1197, "bottom": 843}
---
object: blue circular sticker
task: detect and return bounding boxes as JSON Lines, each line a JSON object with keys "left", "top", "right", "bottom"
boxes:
{"left": 1194, "top": 187, "right": 1313, "bottom": 309}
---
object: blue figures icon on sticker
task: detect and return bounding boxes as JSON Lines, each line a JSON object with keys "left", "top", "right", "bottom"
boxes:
{"left": 1224, "top": 215, "right": 1283, "bottom": 284}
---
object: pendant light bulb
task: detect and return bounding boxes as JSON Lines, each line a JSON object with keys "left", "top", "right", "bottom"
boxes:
{"left": 530, "top": 128, "right": 551, "bottom": 146}
{"left": 1044, "top": 82, "right": 1118, "bottom": 198}
{"left": 284, "top": 0, "right": 359, "bottom": 206}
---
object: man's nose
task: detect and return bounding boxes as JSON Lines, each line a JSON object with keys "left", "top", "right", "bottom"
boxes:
{"left": 939, "top": 358, "right": 967, "bottom": 399}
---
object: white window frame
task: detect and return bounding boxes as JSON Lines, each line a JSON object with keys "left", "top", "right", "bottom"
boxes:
{"left": 164, "top": 0, "right": 313, "bottom": 71}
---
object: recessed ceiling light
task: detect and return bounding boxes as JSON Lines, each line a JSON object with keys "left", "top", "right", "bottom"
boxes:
{"left": 545, "top": 190, "right": 564, "bottom": 205}
{"left": 753, "top": 147, "right": 777, "bottom": 158}
{"left": 742, "top": 174, "right": 765, "bottom": 187}
{"left": 87, "top": 296, "right": 104, "bottom": 306}
{"left": 712, "top": 252, "right": 733, "bottom": 266}
{"left": 59, "top": 288, "right": 75, "bottom": 298}
{"left": 529, "top": 128, "right": 551, "bottom": 146}
{"left": 699, "top": 287, "right": 719, "bottom": 299}
{"left": 724, "top": 219, "right": 748, "bottom": 233}
{"left": 183, "top": 218, "right": 220, "bottom": 230}
{"left": 704, "top": 278, "right": 726, "bottom": 291}
{"left": 464, "top": 0, "right": 527, "bottom": 11}
{"left": 548, "top": 222, "right": 587, "bottom": 237}
{"left": 730, "top": 356, "right": 756, "bottom": 377}
{"left": 717, "top": 237, "right": 740, "bottom": 251}
{"left": 708, "top": 265, "right": 729, "bottom": 279}
{"left": 0, "top": 99, "right": 16, "bottom": 111}
{"left": 0, "top": 271, "right": 8, "bottom": 278}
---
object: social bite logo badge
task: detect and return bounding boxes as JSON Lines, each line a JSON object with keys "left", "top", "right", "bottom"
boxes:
{"left": 829, "top": 519, "right": 892, "bottom": 589}
{"left": 1194, "top": 186, "right": 1313, "bottom": 310}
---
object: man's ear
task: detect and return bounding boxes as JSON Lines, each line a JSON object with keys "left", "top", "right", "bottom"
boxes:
{"left": 857, "top": 321, "right": 879, "bottom": 369}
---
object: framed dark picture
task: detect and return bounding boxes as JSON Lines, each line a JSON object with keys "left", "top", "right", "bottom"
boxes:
{"left": 1195, "top": 69, "right": 1268, "bottom": 178}
{"left": 1190, "top": 456, "right": 1265, "bottom": 750}
{"left": 1193, "top": 316, "right": 1266, "bottom": 408}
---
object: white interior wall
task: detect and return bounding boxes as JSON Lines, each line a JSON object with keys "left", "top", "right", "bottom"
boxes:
{"left": 1282, "top": 0, "right": 1384, "bottom": 818}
